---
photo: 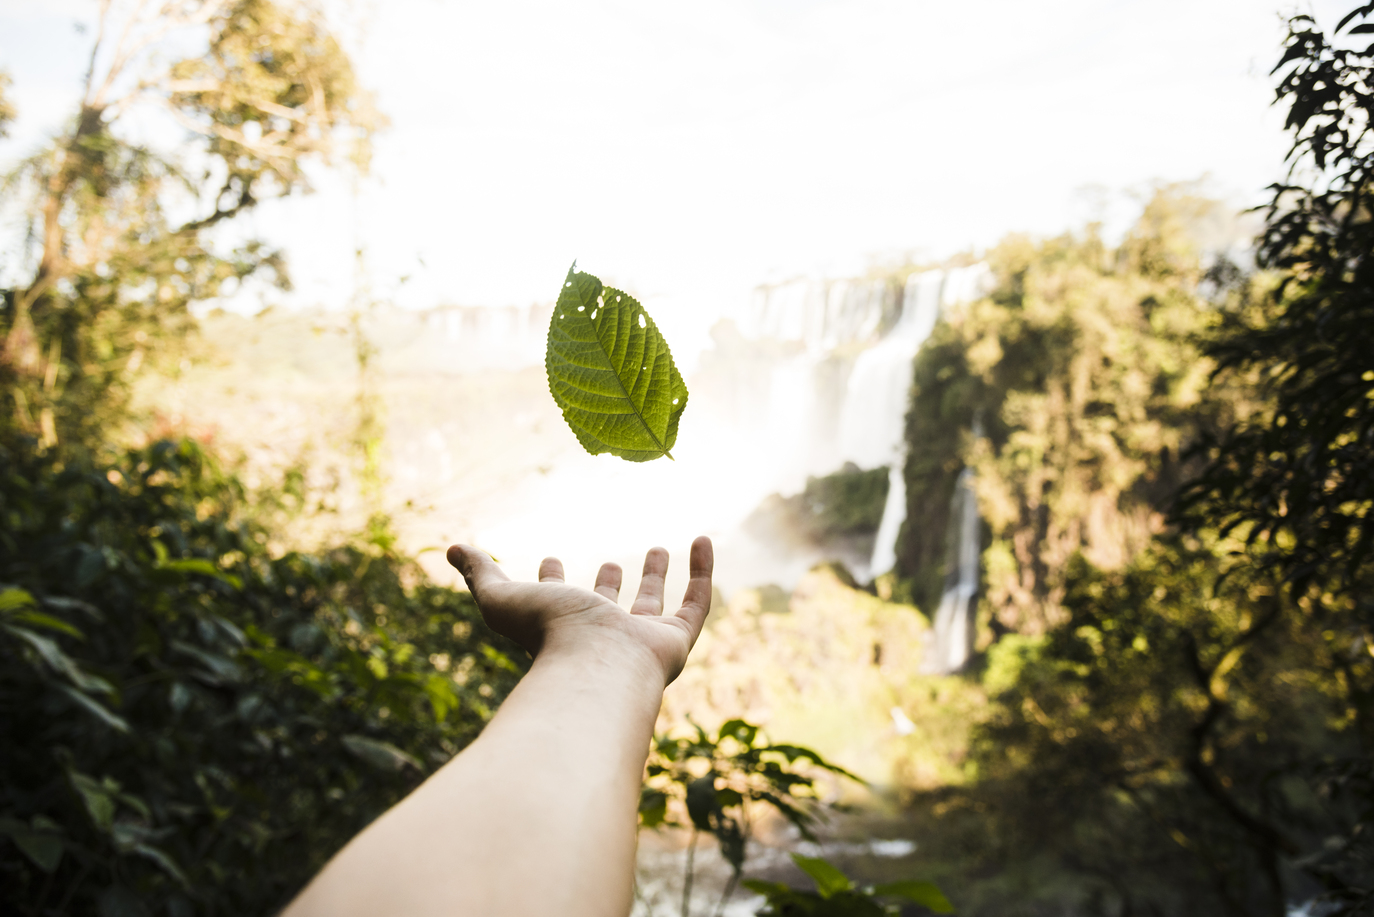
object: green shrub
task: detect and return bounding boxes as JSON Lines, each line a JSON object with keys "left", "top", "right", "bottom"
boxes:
{"left": 0, "top": 435, "right": 525, "bottom": 916}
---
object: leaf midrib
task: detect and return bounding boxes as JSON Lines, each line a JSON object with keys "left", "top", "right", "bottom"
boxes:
{"left": 575, "top": 285, "right": 674, "bottom": 460}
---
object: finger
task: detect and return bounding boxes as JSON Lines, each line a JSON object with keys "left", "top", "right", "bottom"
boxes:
{"left": 594, "top": 562, "right": 623, "bottom": 601}
{"left": 446, "top": 545, "right": 511, "bottom": 603}
{"left": 670, "top": 536, "right": 714, "bottom": 641}
{"left": 630, "top": 547, "right": 669, "bottom": 617}
{"left": 538, "top": 556, "right": 565, "bottom": 583}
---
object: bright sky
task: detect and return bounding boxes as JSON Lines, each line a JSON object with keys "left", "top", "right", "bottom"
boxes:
{"left": 0, "top": 0, "right": 1344, "bottom": 318}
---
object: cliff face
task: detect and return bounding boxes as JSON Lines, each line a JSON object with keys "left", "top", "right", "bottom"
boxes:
{"left": 895, "top": 191, "right": 1247, "bottom": 639}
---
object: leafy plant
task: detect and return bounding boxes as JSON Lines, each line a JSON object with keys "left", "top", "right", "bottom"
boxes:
{"left": 0, "top": 0, "right": 378, "bottom": 451}
{"left": 638, "top": 719, "right": 860, "bottom": 917}
{"left": 546, "top": 264, "right": 689, "bottom": 462}
{"left": 744, "top": 853, "right": 953, "bottom": 916}
{"left": 0, "top": 435, "right": 525, "bottom": 915}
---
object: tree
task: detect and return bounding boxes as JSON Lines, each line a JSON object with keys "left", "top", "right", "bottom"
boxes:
{"left": 892, "top": 186, "right": 1369, "bottom": 912}
{"left": 0, "top": 6, "right": 530, "bottom": 914}
{"left": 894, "top": 188, "right": 1232, "bottom": 635}
{"left": 1180, "top": 1, "right": 1374, "bottom": 647}
{"left": 969, "top": 539, "right": 1351, "bottom": 917}
{"left": 1177, "top": 7, "right": 1374, "bottom": 910}
{"left": 0, "top": 437, "right": 527, "bottom": 915}
{"left": 0, "top": 0, "right": 379, "bottom": 449}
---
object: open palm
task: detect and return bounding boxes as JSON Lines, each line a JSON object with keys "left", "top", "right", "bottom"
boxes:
{"left": 446, "top": 537, "right": 714, "bottom": 686}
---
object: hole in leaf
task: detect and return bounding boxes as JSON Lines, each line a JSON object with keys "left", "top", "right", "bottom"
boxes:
{"left": 673, "top": 398, "right": 679, "bottom": 404}
{"left": 590, "top": 309, "right": 598, "bottom": 319}
{"left": 566, "top": 282, "right": 572, "bottom": 287}
{"left": 638, "top": 314, "right": 646, "bottom": 329}
{"left": 577, "top": 305, "right": 584, "bottom": 311}
{"left": 616, "top": 295, "right": 622, "bottom": 302}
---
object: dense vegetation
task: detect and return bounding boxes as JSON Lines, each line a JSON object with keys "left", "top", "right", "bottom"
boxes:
{"left": 0, "top": 3, "right": 525, "bottom": 913}
{"left": 3, "top": 1, "right": 1372, "bottom": 916}
{"left": 0, "top": 438, "right": 524, "bottom": 914}
{"left": 892, "top": 7, "right": 1374, "bottom": 914}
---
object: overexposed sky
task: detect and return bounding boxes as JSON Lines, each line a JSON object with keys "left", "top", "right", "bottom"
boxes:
{"left": 0, "top": 0, "right": 1342, "bottom": 314}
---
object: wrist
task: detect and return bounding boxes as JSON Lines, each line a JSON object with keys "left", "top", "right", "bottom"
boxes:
{"left": 535, "top": 624, "right": 670, "bottom": 698}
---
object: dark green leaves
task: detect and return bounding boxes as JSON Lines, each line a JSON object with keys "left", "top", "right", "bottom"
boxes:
{"left": 0, "top": 435, "right": 528, "bottom": 915}
{"left": 545, "top": 264, "right": 688, "bottom": 462}
{"left": 0, "top": 817, "right": 64, "bottom": 873}
{"left": 793, "top": 853, "right": 853, "bottom": 898}
{"left": 871, "top": 880, "right": 954, "bottom": 912}
{"left": 342, "top": 734, "right": 422, "bottom": 772}
{"left": 745, "top": 855, "right": 954, "bottom": 916}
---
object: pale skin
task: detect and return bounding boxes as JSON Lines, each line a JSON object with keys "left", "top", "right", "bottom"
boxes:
{"left": 284, "top": 536, "right": 715, "bottom": 917}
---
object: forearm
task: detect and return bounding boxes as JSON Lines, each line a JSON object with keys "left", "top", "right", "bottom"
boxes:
{"left": 286, "top": 638, "right": 664, "bottom": 917}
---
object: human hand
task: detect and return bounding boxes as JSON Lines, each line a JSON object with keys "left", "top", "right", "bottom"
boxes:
{"left": 445, "top": 537, "right": 714, "bottom": 687}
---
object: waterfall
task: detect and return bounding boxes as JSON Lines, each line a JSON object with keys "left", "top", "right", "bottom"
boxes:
{"left": 837, "top": 270, "right": 943, "bottom": 469}
{"left": 920, "top": 465, "right": 980, "bottom": 674}
{"left": 863, "top": 264, "right": 990, "bottom": 579}
{"left": 736, "top": 264, "right": 991, "bottom": 586}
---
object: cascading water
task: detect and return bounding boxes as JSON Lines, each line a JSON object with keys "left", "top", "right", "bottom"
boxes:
{"left": 395, "top": 264, "right": 991, "bottom": 605}
{"left": 738, "top": 265, "right": 990, "bottom": 584}
{"left": 859, "top": 265, "right": 991, "bottom": 580}
{"left": 920, "top": 462, "right": 980, "bottom": 675}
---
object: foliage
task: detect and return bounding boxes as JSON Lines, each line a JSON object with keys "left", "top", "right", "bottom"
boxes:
{"left": 894, "top": 188, "right": 1231, "bottom": 633}
{"left": 638, "top": 719, "right": 859, "bottom": 917}
{"left": 0, "top": 435, "right": 526, "bottom": 915}
{"left": 744, "top": 853, "right": 952, "bottom": 916}
{"left": 1179, "top": 3, "right": 1374, "bottom": 707}
{"left": 890, "top": 169, "right": 1369, "bottom": 910}
{"left": 1168, "top": 6, "right": 1374, "bottom": 912}
{"left": 0, "top": 0, "right": 379, "bottom": 452}
{"left": 965, "top": 538, "right": 1358, "bottom": 916}
{"left": 747, "top": 463, "right": 890, "bottom": 558}
{"left": 546, "top": 264, "right": 689, "bottom": 462}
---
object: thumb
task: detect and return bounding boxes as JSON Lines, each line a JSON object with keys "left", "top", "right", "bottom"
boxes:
{"left": 446, "top": 545, "right": 509, "bottom": 602}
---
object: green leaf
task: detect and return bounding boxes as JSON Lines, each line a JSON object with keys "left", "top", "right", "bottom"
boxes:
{"left": 792, "top": 853, "right": 852, "bottom": 899}
{"left": 545, "top": 264, "right": 688, "bottom": 462}
{"left": 58, "top": 686, "right": 131, "bottom": 733}
{"left": 158, "top": 558, "right": 243, "bottom": 590}
{"left": 423, "top": 673, "right": 457, "bottom": 723}
{"left": 718, "top": 718, "right": 759, "bottom": 746}
{"left": 0, "top": 817, "right": 63, "bottom": 873}
{"left": 10, "top": 610, "right": 84, "bottom": 639}
{"left": 341, "top": 734, "right": 421, "bottom": 771}
{"left": 871, "top": 880, "right": 954, "bottom": 913}
{"left": 71, "top": 772, "right": 119, "bottom": 831}
{"left": 171, "top": 640, "right": 242, "bottom": 684}
{"left": 741, "top": 879, "right": 792, "bottom": 897}
{"left": 3, "top": 624, "right": 111, "bottom": 693}
{"left": 716, "top": 787, "right": 744, "bottom": 808}
{"left": 0, "top": 587, "right": 36, "bottom": 613}
{"left": 686, "top": 774, "right": 719, "bottom": 831}
{"left": 132, "top": 843, "right": 191, "bottom": 888}
{"left": 480, "top": 644, "right": 521, "bottom": 673}
{"left": 638, "top": 788, "right": 668, "bottom": 828}
{"left": 767, "top": 744, "right": 866, "bottom": 784}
